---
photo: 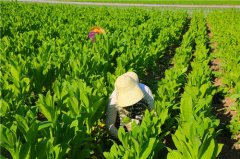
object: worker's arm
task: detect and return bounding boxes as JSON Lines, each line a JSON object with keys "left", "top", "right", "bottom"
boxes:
{"left": 142, "top": 84, "right": 154, "bottom": 111}
{"left": 105, "top": 104, "right": 118, "bottom": 138}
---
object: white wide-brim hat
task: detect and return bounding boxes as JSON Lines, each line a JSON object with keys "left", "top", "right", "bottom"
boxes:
{"left": 115, "top": 74, "right": 144, "bottom": 107}
{"left": 123, "top": 71, "right": 139, "bottom": 82}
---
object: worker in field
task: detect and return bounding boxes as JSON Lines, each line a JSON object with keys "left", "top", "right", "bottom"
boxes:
{"left": 106, "top": 71, "right": 154, "bottom": 138}
{"left": 88, "top": 26, "right": 105, "bottom": 42}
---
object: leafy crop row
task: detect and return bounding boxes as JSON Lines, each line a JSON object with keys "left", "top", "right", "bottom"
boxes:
{"left": 168, "top": 13, "right": 223, "bottom": 158}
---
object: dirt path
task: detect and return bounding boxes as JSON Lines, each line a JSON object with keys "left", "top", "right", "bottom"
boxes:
{"left": 207, "top": 21, "right": 240, "bottom": 159}
{"left": 16, "top": 0, "right": 240, "bottom": 8}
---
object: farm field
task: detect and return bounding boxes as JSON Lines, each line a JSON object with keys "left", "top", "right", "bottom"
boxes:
{"left": 0, "top": 2, "right": 240, "bottom": 159}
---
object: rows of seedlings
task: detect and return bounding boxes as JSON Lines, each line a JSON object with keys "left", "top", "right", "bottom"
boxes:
{"left": 167, "top": 12, "right": 223, "bottom": 159}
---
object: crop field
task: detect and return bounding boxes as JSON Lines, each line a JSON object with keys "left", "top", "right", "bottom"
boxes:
{"left": 0, "top": 2, "right": 240, "bottom": 159}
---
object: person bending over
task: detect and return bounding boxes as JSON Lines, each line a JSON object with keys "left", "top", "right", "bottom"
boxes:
{"left": 106, "top": 71, "right": 154, "bottom": 138}
{"left": 88, "top": 26, "right": 105, "bottom": 42}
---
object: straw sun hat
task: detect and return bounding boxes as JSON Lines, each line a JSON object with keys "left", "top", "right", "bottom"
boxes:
{"left": 115, "top": 72, "right": 144, "bottom": 107}
{"left": 123, "top": 71, "right": 139, "bottom": 82}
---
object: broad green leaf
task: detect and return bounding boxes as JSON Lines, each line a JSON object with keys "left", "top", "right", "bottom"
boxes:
{"left": 216, "top": 144, "right": 224, "bottom": 157}
{"left": 131, "top": 138, "right": 140, "bottom": 156}
{"left": 0, "top": 99, "right": 9, "bottom": 116}
{"left": 200, "top": 139, "right": 215, "bottom": 159}
{"left": 9, "top": 63, "right": 19, "bottom": 82}
{"left": 230, "top": 94, "right": 240, "bottom": 99}
{"left": 171, "top": 133, "right": 182, "bottom": 152}
{"left": 15, "top": 114, "right": 29, "bottom": 137}
{"left": 81, "top": 93, "right": 89, "bottom": 108}
{"left": 38, "top": 121, "right": 52, "bottom": 131}
{"left": 37, "top": 93, "right": 53, "bottom": 122}
{"left": 0, "top": 124, "right": 17, "bottom": 158}
{"left": 167, "top": 150, "right": 183, "bottom": 159}
{"left": 110, "top": 144, "right": 120, "bottom": 158}
{"left": 140, "top": 138, "right": 156, "bottom": 159}
{"left": 180, "top": 92, "right": 193, "bottom": 121}
{"left": 118, "top": 127, "right": 125, "bottom": 144}
{"left": 200, "top": 83, "right": 208, "bottom": 98}
{"left": 68, "top": 96, "right": 79, "bottom": 116}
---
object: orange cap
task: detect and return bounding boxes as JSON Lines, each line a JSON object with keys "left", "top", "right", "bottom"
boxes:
{"left": 90, "top": 26, "right": 105, "bottom": 34}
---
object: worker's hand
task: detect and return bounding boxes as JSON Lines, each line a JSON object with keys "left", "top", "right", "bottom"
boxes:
{"left": 125, "top": 122, "right": 132, "bottom": 132}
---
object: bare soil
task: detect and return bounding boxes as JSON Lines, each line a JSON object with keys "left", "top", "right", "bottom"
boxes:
{"left": 207, "top": 22, "right": 240, "bottom": 158}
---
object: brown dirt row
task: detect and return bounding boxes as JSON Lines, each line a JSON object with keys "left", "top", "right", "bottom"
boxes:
{"left": 207, "top": 22, "right": 240, "bottom": 159}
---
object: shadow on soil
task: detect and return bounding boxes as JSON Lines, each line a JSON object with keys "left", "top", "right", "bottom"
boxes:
{"left": 212, "top": 92, "right": 240, "bottom": 159}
